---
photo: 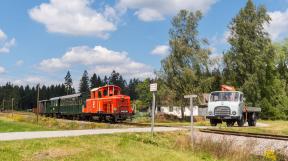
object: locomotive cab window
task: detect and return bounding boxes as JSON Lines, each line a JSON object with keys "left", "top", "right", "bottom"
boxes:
{"left": 103, "top": 89, "right": 107, "bottom": 96}
{"left": 114, "top": 90, "right": 119, "bottom": 95}
{"left": 98, "top": 91, "right": 102, "bottom": 98}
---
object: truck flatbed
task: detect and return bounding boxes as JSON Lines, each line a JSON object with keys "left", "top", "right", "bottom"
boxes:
{"left": 243, "top": 107, "right": 261, "bottom": 113}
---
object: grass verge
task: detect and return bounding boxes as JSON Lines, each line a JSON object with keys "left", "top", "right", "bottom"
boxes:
{"left": 0, "top": 131, "right": 266, "bottom": 161}
{"left": 0, "top": 118, "right": 51, "bottom": 132}
{"left": 0, "top": 112, "right": 129, "bottom": 132}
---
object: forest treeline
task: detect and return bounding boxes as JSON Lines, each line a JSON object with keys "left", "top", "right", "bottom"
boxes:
{"left": 0, "top": 70, "right": 143, "bottom": 110}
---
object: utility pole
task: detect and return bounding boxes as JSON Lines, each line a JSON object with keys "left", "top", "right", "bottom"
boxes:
{"left": 37, "top": 84, "right": 40, "bottom": 124}
{"left": 184, "top": 95, "right": 197, "bottom": 145}
{"left": 134, "top": 102, "right": 137, "bottom": 113}
{"left": 150, "top": 83, "right": 157, "bottom": 136}
{"left": 11, "top": 98, "right": 14, "bottom": 118}
{"left": 2, "top": 99, "right": 4, "bottom": 111}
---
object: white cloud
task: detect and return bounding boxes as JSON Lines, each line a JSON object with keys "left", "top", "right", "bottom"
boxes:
{"left": 16, "top": 60, "right": 24, "bottom": 66}
{"left": 29, "top": 0, "right": 117, "bottom": 38}
{"left": 0, "top": 29, "right": 16, "bottom": 53}
{"left": 151, "top": 45, "right": 170, "bottom": 56}
{"left": 38, "top": 58, "right": 70, "bottom": 72}
{"left": 117, "top": 0, "right": 216, "bottom": 21}
{"left": 62, "top": 46, "right": 129, "bottom": 65}
{"left": 11, "top": 76, "right": 61, "bottom": 86}
{"left": 0, "top": 66, "right": 5, "bottom": 74}
{"left": 38, "top": 45, "right": 154, "bottom": 79}
{"left": 0, "top": 29, "right": 7, "bottom": 40}
{"left": 135, "top": 8, "right": 164, "bottom": 22}
{"left": 265, "top": 9, "right": 288, "bottom": 41}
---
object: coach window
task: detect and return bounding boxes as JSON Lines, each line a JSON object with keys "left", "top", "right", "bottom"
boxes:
{"left": 54, "top": 100, "right": 58, "bottom": 106}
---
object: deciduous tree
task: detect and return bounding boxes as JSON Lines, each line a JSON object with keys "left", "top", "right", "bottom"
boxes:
{"left": 160, "top": 10, "right": 211, "bottom": 119}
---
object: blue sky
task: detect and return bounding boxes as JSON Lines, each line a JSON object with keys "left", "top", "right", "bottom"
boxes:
{"left": 0, "top": 0, "right": 288, "bottom": 90}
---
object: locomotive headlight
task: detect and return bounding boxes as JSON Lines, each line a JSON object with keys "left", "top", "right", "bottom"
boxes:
{"left": 208, "top": 111, "right": 213, "bottom": 115}
{"left": 232, "top": 111, "right": 237, "bottom": 115}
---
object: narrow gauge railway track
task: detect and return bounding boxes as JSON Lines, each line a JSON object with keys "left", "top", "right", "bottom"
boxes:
{"left": 200, "top": 129, "right": 288, "bottom": 141}
{"left": 119, "top": 122, "right": 173, "bottom": 127}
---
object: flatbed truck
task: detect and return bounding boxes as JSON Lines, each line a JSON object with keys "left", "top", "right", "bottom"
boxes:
{"left": 206, "top": 87, "right": 261, "bottom": 127}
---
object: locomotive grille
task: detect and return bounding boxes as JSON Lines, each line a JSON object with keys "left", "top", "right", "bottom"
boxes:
{"left": 214, "top": 106, "right": 230, "bottom": 116}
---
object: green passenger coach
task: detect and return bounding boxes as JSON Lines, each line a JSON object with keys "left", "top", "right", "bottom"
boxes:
{"left": 58, "top": 93, "right": 83, "bottom": 115}
{"left": 40, "top": 93, "right": 88, "bottom": 118}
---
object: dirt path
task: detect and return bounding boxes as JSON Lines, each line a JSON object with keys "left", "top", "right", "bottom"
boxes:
{"left": 0, "top": 127, "right": 182, "bottom": 141}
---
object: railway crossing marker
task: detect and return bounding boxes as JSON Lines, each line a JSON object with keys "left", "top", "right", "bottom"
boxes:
{"left": 150, "top": 83, "right": 157, "bottom": 136}
{"left": 184, "top": 95, "right": 197, "bottom": 145}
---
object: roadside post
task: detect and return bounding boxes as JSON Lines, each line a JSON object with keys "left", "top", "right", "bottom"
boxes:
{"left": 37, "top": 84, "right": 40, "bottom": 124}
{"left": 2, "top": 99, "right": 4, "bottom": 111}
{"left": 11, "top": 98, "right": 14, "bottom": 118}
{"left": 184, "top": 95, "right": 197, "bottom": 145}
{"left": 150, "top": 83, "right": 157, "bottom": 136}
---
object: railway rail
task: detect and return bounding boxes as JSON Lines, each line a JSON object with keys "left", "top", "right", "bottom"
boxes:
{"left": 200, "top": 128, "right": 288, "bottom": 141}
{"left": 119, "top": 122, "right": 174, "bottom": 127}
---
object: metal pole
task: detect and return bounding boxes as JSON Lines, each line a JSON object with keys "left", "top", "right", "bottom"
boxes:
{"left": 184, "top": 95, "right": 197, "bottom": 145}
{"left": 151, "top": 91, "right": 155, "bottom": 135}
{"left": 11, "top": 98, "right": 14, "bottom": 118}
{"left": 134, "top": 102, "right": 137, "bottom": 113}
{"left": 190, "top": 98, "right": 194, "bottom": 145}
{"left": 37, "top": 84, "right": 40, "bottom": 124}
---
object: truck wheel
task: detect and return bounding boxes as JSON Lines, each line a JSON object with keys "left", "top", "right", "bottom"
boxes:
{"left": 226, "top": 121, "right": 235, "bottom": 127}
{"left": 248, "top": 113, "right": 257, "bottom": 126}
{"left": 237, "top": 117, "right": 245, "bottom": 127}
{"left": 210, "top": 119, "right": 217, "bottom": 126}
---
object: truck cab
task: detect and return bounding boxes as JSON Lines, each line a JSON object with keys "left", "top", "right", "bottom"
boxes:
{"left": 207, "top": 90, "right": 260, "bottom": 127}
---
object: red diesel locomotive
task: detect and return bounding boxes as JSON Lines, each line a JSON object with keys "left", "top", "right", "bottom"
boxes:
{"left": 83, "top": 85, "right": 133, "bottom": 121}
{"left": 36, "top": 85, "right": 134, "bottom": 122}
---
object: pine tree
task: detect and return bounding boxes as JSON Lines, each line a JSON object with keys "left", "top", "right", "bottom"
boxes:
{"left": 79, "top": 70, "right": 90, "bottom": 94}
{"left": 128, "top": 78, "right": 140, "bottom": 100}
{"left": 64, "top": 71, "right": 73, "bottom": 94}
{"left": 103, "top": 76, "right": 108, "bottom": 85}
{"left": 109, "top": 70, "right": 126, "bottom": 92}
{"left": 90, "top": 73, "right": 98, "bottom": 89}
{"left": 97, "top": 76, "right": 103, "bottom": 86}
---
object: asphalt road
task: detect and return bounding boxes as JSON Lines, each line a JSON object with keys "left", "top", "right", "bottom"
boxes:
{"left": 0, "top": 127, "right": 182, "bottom": 141}
{"left": 0, "top": 122, "right": 269, "bottom": 141}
